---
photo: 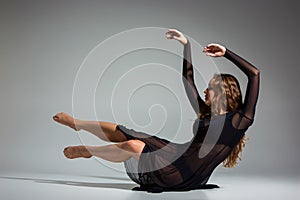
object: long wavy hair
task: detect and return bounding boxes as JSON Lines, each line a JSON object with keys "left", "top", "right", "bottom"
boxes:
{"left": 199, "top": 73, "right": 247, "bottom": 168}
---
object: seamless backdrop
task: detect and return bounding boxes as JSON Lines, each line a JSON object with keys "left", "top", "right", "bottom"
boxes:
{"left": 0, "top": 0, "right": 299, "bottom": 178}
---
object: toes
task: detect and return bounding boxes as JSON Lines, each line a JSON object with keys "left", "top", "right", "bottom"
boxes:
{"left": 53, "top": 112, "right": 65, "bottom": 122}
{"left": 63, "top": 147, "right": 72, "bottom": 158}
{"left": 53, "top": 115, "right": 58, "bottom": 121}
{"left": 53, "top": 113, "right": 62, "bottom": 121}
{"left": 63, "top": 146, "right": 91, "bottom": 159}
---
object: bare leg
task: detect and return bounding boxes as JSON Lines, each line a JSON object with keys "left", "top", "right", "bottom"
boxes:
{"left": 64, "top": 140, "right": 145, "bottom": 162}
{"left": 76, "top": 120, "right": 127, "bottom": 142}
{"left": 53, "top": 112, "right": 127, "bottom": 142}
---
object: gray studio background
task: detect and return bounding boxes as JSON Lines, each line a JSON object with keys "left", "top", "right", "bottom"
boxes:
{"left": 0, "top": 0, "right": 299, "bottom": 178}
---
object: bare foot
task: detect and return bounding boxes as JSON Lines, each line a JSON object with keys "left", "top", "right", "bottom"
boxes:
{"left": 53, "top": 112, "right": 79, "bottom": 131}
{"left": 63, "top": 146, "right": 92, "bottom": 159}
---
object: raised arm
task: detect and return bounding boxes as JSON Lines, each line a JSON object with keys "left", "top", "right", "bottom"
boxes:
{"left": 224, "top": 49, "right": 260, "bottom": 121}
{"left": 166, "top": 29, "right": 209, "bottom": 115}
{"left": 204, "top": 44, "right": 260, "bottom": 127}
{"left": 182, "top": 41, "right": 210, "bottom": 115}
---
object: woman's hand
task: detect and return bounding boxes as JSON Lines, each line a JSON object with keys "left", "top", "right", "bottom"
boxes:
{"left": 203, "top": 43, "right": 226, "bottom": 57}
{"left": 165, "top": 29, "right": 188, "bottom": 45}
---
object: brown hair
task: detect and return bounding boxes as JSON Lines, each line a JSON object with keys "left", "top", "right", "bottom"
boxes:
{"left": 200, "top": 73, "right": 247, "bottom": 168}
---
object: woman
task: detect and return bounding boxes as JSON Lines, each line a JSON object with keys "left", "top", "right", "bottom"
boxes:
{"left": 53, "top": 29, "right": 260, "bottom": 192}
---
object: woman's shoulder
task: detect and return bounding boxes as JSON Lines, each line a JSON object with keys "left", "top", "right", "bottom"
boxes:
{"left": 231, "top": 110, "right": 254, "bottom": 130}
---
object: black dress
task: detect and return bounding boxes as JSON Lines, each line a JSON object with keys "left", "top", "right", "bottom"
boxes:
{"left": 116, "top": 41, "right": 260, "bottom": 192}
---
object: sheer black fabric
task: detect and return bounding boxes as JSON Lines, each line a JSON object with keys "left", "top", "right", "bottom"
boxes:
{"left": 117, "top": 41, "right": 260, "bottom": 192}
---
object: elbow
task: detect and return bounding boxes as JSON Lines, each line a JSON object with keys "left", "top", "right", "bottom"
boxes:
{"left": 250, "top": 69, "right": 260, "bottom": 78}
{"left": 254, "top": 69, "right": 260, "bottom": 76}
{"left": 247, "top": 69, "right": 260, "bottom": 81}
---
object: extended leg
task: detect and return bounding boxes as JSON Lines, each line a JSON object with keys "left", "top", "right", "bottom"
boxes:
{"left": 53, "top": 112, "right": 127, "bottom": 142}
{"left": 64, "top": 140, "right": 145, "bottom": 162}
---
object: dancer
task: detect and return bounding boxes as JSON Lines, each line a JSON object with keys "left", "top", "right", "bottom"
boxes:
{"left": 53, "top": 29, "right": 259, "bottom": 192}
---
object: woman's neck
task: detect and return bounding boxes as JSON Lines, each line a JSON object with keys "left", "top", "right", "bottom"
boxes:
{"left": 219, "top": 108, "right": 228, "bottom": 115}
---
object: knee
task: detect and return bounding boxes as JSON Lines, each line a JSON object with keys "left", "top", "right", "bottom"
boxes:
{"left": 119, "top": 140, "right": 145, "bottom": 153}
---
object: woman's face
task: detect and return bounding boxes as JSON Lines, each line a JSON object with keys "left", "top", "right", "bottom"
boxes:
{"left": 204, "top": 81, "right": 215, "bottom": 106}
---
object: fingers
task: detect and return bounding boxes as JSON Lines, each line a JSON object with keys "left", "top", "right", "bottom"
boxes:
{"left": 166, "top": 33, "right": 176, "bottom": 39}
{"left": 165, "top": 29, "right": 181, "bottom": 38}
{"left": 203, "top": 44, "right": 219, "bottom": 51}
{"left": 165, "top": 34, "right": 172, "bottom": 39}
{"left": 203, "top": 46, "right": 213, "bottom": 54}
{"left": 167, "top": 28, "right": 181, "bottom": 34}
{"left": 205, "top": 53, "right": 217, "bottom": 57}
{"left": 203, "top": 45, "right": 216, "bottom": 57}
{"left": 203, "top": 44, "right": 218, "bottom": 51}
{"left": 203, "top": 46, "right": 209, "bottom": 52}
{"left": 165, "top": 32, "right": 178, "bottom": 39}
{"left": 206, "top": 43, "right": 219, "bottom": 48}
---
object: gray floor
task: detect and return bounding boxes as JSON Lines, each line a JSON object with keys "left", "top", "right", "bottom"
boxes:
{"left": 0, "top": 172, "right": 298, "bottom": 200}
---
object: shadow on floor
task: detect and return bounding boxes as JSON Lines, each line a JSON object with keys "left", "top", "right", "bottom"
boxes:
{"left": 0, "top": 175, "right": 219, "bottom": 193}
{"left": 0, "top": 175, "right": 137, "bottom": 190}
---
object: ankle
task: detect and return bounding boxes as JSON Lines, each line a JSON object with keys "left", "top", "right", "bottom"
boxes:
{"left": 74, "top": 119, "right": 82, "bottom": 131}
